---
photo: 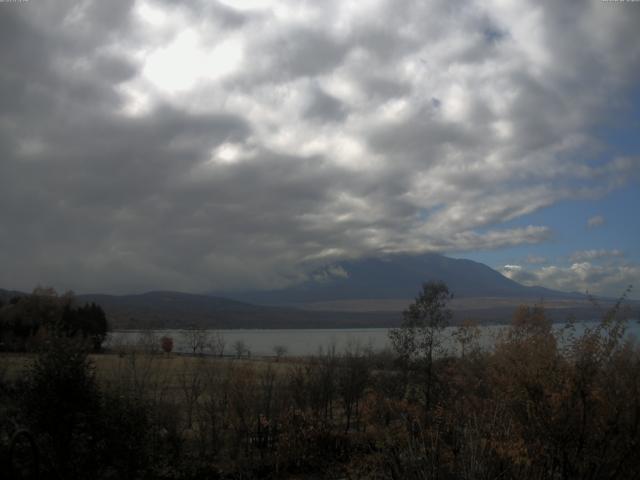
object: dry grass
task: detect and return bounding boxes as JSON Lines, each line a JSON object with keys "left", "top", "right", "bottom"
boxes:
{"left": 0, "top": 351, "right": 292, "bottom": 389}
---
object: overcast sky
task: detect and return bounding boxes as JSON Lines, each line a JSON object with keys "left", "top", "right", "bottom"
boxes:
{"left": 1, "top": 0, "right": 639, "bottom": 297}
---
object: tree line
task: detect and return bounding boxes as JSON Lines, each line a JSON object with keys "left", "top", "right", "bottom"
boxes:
{"left": 0, "top": 287, "right": 108, "bottom": 352}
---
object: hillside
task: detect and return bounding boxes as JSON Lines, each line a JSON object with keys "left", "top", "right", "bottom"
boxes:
{"left": 75, "top": 291, "right": 397, "bottom": 329}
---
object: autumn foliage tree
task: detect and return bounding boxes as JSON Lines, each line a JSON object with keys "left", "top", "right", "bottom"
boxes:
{"left": 160, "top": 336, "right": 174, "bottom": 354}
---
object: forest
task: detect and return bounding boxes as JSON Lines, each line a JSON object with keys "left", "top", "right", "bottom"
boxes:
{"left": 0, "top": 287, "right": 108, "bottom": 353}
{"left": 0, "top": 283, "right": 638, "bottom": 479}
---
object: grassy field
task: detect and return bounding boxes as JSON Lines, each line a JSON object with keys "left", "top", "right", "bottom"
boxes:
{"left": 0, "top": 351, "right": 294, "bottom": 389}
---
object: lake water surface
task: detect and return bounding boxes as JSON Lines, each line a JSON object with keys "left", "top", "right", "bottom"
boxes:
{"left": 107, "top": 320, "right": 640, "bottom": 357}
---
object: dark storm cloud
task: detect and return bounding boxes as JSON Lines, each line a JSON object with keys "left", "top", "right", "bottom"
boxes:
{"left": 0, "top": 0, "right": 639, "bottom": 294}
{"left": 358, "top": 76, "right": 411, "bottom": 101}
{"left": 0, "top": 104, "right": 252, "bottom": 292}
{"left": 154, "top": 0, "right": 252, "bottom": 29}
{"left": 276, "top": 30, "right": 348, "bottom": 77}
{"left": 238, "top": 27, "right": 350, "bottom": 85}
{"left": 304, "top": 87, "right": 347, "bottom": 122}
{"left": 93, "top": 54, "right": 138, "bottom": 84}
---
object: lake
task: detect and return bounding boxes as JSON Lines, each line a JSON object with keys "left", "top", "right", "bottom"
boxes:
{"left": 107, "top": 320, "right": 640, "bottom": 357}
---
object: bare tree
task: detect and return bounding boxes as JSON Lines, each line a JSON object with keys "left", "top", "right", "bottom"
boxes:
{"left": 338, "top": 341, "right": 371, "bottom": 432}
{"left": 452, "top": 319, "right": 481, "bottom": 358}
{"left": 273, "top": 345, "right": 288, "bottom": 361}
{"left": 208, "top": 331, "right": 226, "bottom": 357}
{"left": 106, "top": 341, "right": 174, "bottom": 407}
{"left": 182, "top": 327, "right": 211, "bottom": 356}
{"left": 178, "top": 357, "right": 204, "bottom": 429}
{"left": 200, "top": 359, "right": 234, "bottom": 456}
{"left": 233, "top": 339, "right": 247, "bottom": 358}
{"left": 137, "top": 330, "right": 160, "bottom": 355}
{"left": 305, "top": 344, "right": 338, "bottom": 424}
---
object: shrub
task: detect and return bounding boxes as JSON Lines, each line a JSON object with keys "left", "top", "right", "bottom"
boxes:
{"left": 21, "top": 337, "right": 101, "bottom": 477}
{"left": 161, "top": 335, "right": 174, "bottom": 354}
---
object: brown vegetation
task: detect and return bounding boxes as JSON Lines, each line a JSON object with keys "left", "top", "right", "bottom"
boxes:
{"left": 0, "top": 284, "right": 638, "bottom": 479}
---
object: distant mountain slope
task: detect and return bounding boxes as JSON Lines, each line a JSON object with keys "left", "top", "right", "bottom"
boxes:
{"left": 75, "top": 291, "right": 400, "bottom": 329}
{"left": 226, "top": 253, "right": 579, "bottom": 305}
{"left": 77, "top": 291, "right": 289, "bottom": 329}
{"left": 1, "top": 288, "right": 400, "bottom": 329}
{"left": 0, "top": 288, "right": 25, "bottom": 302}
{"left": 78, "top": 291, "right": 262, "bottom": 315}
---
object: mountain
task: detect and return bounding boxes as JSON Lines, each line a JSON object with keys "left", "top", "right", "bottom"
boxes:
{"left": 225, "top": 253, "right": 579, "bottom": 306}
{"left": 76, "top": 291, "right": 288, "bottom": 329}
{"left": 0, "top": 288, "right": 25, "bottom": 302}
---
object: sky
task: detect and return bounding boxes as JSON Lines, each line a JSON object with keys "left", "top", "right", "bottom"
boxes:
{"left": 0, "top": 0, "right": 639, "bottom": 298}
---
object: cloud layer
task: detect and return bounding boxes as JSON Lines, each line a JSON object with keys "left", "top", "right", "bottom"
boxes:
{"left": 587, "top": 215, "right": 605, "bottom": 229}
{"left": 1, "top": 0, "right": 639, "bottom": 293}
{"left": 502, "top": 259, "right": 638, "bottom": 299}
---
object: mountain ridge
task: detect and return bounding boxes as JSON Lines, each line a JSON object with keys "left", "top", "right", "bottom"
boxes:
{"left": 223, "top": 253, "right": 582, "bottom": 305}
